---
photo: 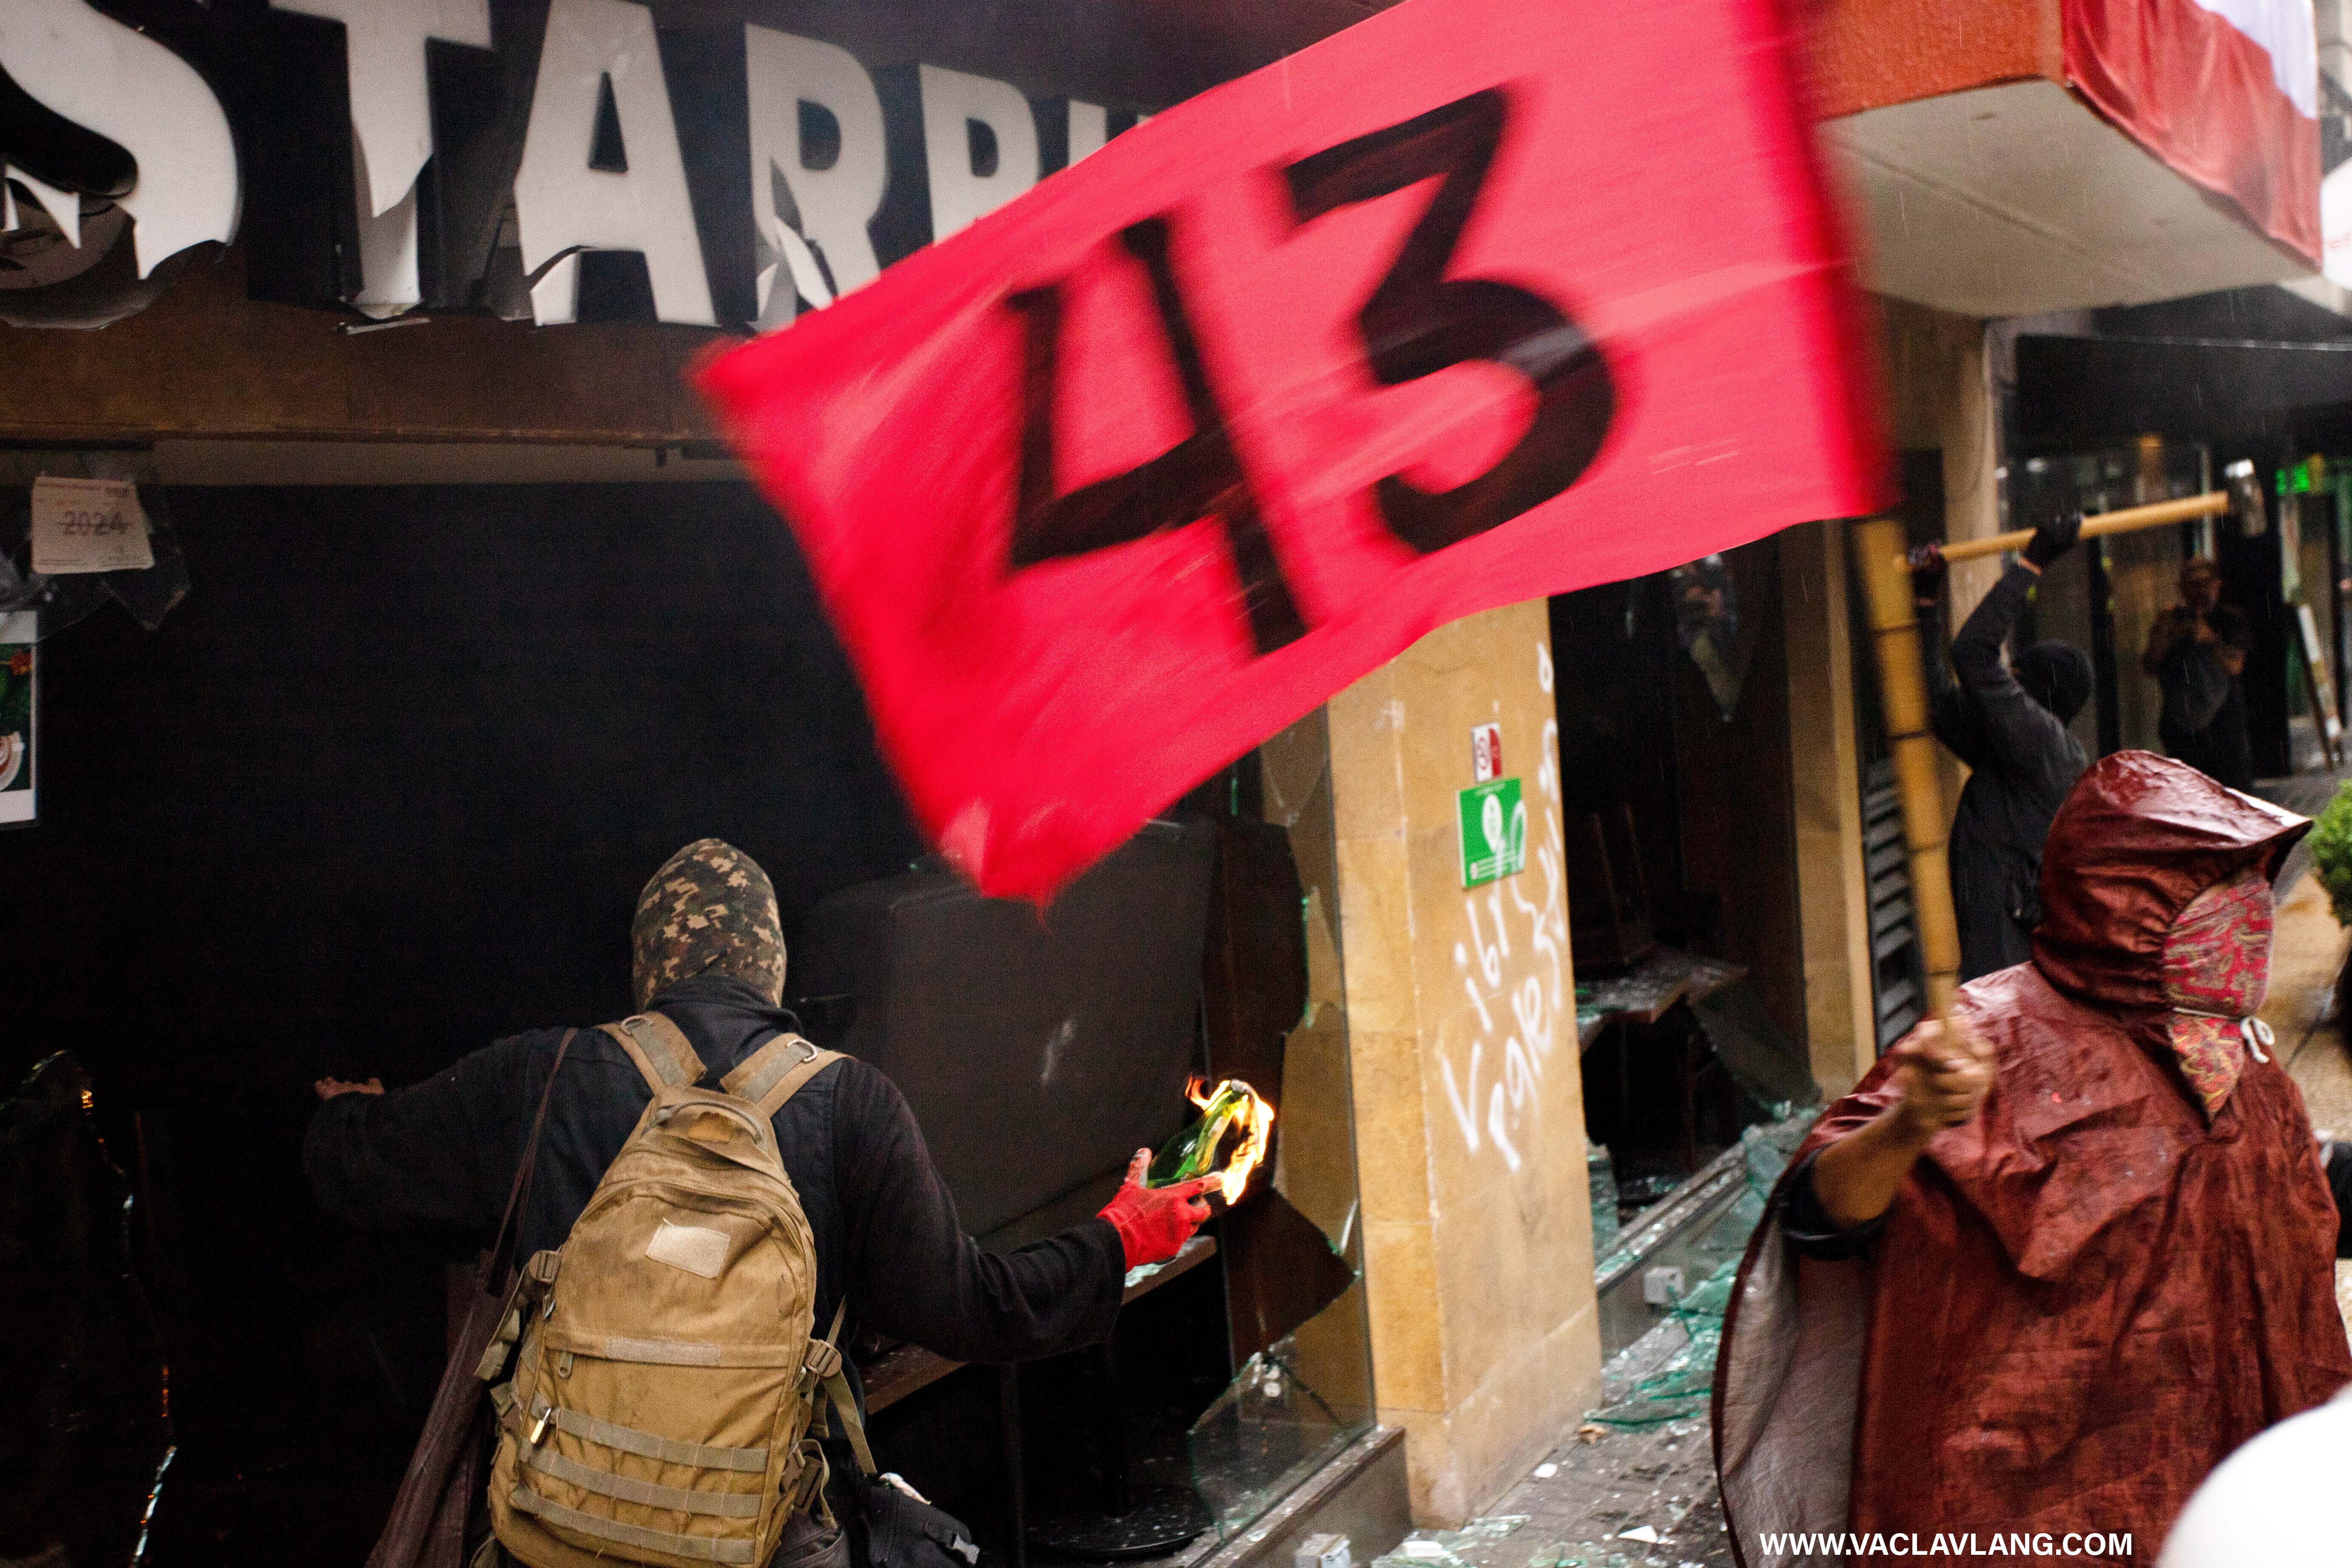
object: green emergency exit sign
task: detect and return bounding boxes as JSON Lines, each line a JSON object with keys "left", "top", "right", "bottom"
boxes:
{"left": 1457, "top": 777, "right": 1526, "bottom": 888}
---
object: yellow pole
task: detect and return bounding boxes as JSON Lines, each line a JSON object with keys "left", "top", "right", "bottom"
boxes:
{"left": 1852, "top": 516, "right": 1959, "bottom": 1019}
{"left": 1929, "top": 491, "right": 2226, "bottom": 565}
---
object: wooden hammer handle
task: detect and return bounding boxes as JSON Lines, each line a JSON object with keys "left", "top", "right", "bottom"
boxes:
{"left": 1928, "top": 491, "right": 2229, "bottom": 565}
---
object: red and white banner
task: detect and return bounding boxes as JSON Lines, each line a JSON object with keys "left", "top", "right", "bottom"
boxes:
{"left": 2066, "top": 0, "right": 2320, "bottom": 262}
{"left": 700, "top": 0, "right": 1884, "bottom": 901}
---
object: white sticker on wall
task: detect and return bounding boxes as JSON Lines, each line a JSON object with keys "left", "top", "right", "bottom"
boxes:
{"left": 31, "top": 475, "right": 153, "bottom": 574}
{"left": 1471, "top": 722, "right": 1501, "bottom": 783}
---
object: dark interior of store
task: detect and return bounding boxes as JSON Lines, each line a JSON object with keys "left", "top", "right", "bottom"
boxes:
{"left": 0, "top": 481, "right": 1346, "bottom": 1568}
{"left": 1549, "top": 539, "right": 1811, "bottom": 1221}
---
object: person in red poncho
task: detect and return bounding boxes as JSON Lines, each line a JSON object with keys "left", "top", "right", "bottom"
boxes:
{"left": 1714, "top": 752, "right": 2352, "bottom": 1568}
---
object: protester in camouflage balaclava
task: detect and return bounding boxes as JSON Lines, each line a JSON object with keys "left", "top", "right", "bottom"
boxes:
{"left": 630, "top": 839, "right": 787, "bottom": 1010}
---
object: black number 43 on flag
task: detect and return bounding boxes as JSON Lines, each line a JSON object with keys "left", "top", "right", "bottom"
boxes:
{"left": 1006, "top": 88, "right": 1618, "bottom": 656}
{"left": 697, "top": 0, "right": 1881, "bottom": 900}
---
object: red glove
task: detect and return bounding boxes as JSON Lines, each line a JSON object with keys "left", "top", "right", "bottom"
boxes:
{"left": 1098, "top": 1150, "right": 1218, "bottom": 1269}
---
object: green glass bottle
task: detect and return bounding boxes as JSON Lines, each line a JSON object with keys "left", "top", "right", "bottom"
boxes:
{"left": 1148, "top": 1079, "right": 1252, "bottom": 1187}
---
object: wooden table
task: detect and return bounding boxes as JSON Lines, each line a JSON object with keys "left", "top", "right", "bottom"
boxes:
{"left": 1575, "top": 946, "right": 1748, "bottom": 1048}
{"left": 1574, "top": 946, "right": 1750, "bottom": 1173}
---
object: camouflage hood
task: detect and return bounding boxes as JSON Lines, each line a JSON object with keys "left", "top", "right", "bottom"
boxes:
{"left": 631, "top": 839, "right": 787, "bottom": 1010}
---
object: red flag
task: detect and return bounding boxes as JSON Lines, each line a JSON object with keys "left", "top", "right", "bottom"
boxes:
{"left": 699, "top": 0, "right": 1885, "bottom": 901}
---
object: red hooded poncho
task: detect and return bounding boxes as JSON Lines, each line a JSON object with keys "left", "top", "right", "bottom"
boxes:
{"left": 1714, "top": 753, "right": 2352, "bottom": 1567}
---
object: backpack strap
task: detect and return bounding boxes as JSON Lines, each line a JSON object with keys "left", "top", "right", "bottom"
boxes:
{"left": 802, "top": 1301, "right": 875, "bottom": 1479}
{"left": 719, "top": 1032, "right": 842, "bottom": 1118}
{"left": 599, "top": 1013, "right": 706, "bottom": 1094}
{"left": 478, "top": 1029, "right": 576, "bottom": 1292}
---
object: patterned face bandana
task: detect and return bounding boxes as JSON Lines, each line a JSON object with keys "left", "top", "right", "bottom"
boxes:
{"left": 630, "top": 839, "right": 787, "bottom": 1011}
{"left": 2162, "top": 866, "right": 2275, "bottom": 1120}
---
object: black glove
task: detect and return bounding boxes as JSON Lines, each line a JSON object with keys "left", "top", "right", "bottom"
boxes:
{"left": 2023, "top": 511, "right": 2082, "bottom": 570}
{"left": 1908, "top": 543, "right": 1947, "bottom": 608}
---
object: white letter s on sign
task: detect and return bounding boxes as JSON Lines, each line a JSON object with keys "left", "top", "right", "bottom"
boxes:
{"left": 0, "top": 0, "right": 240, "bottom": 277}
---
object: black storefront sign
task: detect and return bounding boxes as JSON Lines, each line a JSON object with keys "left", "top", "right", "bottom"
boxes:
{"left": 0, "top": 0, "right": 1169, "bottom": 331}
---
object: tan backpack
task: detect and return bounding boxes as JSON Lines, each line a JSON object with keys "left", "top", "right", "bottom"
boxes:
{"left": 475, "top": 1013, "right": 873, "bottom": 1568}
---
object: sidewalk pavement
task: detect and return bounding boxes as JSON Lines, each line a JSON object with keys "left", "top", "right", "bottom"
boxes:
{"left": 1369, "top": 1320, "right": 1735, "bottom": 1568}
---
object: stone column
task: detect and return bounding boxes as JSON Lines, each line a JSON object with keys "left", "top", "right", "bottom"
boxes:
{"left": 1324, "top": 598, "right": 1596, "bottom": 1525}
{"left": 1781, "top": 520, "right": 1878, "bottom": 1096}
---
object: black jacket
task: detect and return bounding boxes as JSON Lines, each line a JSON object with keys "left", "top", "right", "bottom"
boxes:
{"left": 302, "top": 973, "right": 1126, "bottom": 1375}
{"left": 1924, "top": 564, "right": 2089, "bottom": 981}
{"left": 2150, "top": 603, "right": 2254, "bottom": 791}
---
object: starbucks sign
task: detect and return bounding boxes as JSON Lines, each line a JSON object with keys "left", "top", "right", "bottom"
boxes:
{"left": 0, "top": 0, "right": 1160, "bottom": 330}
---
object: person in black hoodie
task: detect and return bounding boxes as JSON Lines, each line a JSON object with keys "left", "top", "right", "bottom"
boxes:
{"left": 1910, "top": 512, "right": 2093, "bottom": 981}
{"left": 304, "top": 838, "right": 1214, "bottom": 1566}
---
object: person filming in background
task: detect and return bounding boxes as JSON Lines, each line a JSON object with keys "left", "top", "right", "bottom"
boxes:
{"left": 1910, "top": 511, "right": 2092, "bottom": 981}
{"left": 2144, "top": 556, "right": 2253, "bottom": 790}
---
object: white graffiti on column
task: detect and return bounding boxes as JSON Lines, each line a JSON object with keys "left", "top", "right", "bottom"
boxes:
{"left": 1439, "top": 643, "right": 1569, "bottom": 1174}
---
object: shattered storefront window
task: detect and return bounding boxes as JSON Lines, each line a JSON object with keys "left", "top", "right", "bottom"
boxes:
{"left": 1180, "top": 717, "right": 1384, "bottom": 1545}
{"left": 1587, "top": 1119, "right": 1803, "bottom": 1430}
{"left": 1340, "top": 1122, "right": 1810, "bottom": 1568}
{"left": 1186, "top": 1311, "right": 1369, "bottom": 1539}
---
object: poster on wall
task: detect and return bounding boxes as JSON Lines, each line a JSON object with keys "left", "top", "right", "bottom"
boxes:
{"left": 0, "top": 612, "right": 32, "bottom": 827}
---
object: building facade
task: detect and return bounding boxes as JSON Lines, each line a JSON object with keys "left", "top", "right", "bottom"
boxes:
{"left": 0, "top": 0, "right": 2331, "bottom": 1554}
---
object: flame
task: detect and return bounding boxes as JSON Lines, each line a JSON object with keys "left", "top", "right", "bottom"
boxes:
{"left": 1184, "top": 1077, "right": 1276, "bottom": 1204}
{"left": 1224, "top": 1091, "right": 1276, "bottom": 1205}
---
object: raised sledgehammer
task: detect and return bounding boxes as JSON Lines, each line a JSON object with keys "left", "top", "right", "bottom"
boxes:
{"left": 1849, "top": 461, "right": 2270, "bottom": 1016}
